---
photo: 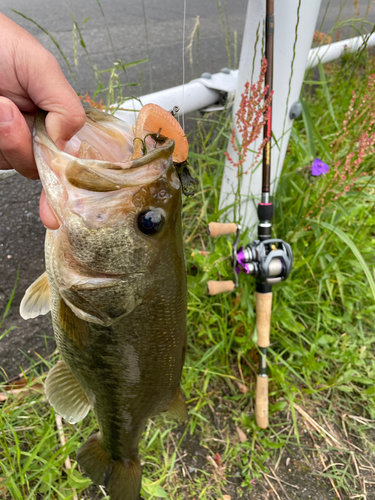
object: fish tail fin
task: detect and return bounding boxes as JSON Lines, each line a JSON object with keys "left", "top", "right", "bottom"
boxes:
{"left": 77, "top": 433, "right": 142, "bottom": 500}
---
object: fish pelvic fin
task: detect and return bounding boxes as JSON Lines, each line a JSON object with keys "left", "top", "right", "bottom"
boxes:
{"left": 20, "top": 272, "right": 50, "bottom": 319}
{"left": 77, "top": 433, "right": 142, "bottom": 500}
{"left": 45, "top": 360, "right": 90, "bottom": 424}
{"left": 165, "top": 387, "right": 188, "bottom": 421}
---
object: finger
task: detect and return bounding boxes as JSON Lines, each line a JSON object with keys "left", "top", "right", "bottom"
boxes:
{"left": 0, "top": 97, "right": 38, "bottom": 178}
{"left": 39, "top": 189, "right": 60, "bottom": 230}
{"left": 22, "top": 52, "right": 86, "bottom": 149}
{"left": 2, "top": 14, "right": 87, "bottom": 149}
{"left": 0, "top": 149, "right": 12, "bottom": 170}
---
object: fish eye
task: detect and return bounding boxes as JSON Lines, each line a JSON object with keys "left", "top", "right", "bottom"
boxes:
{"left": 137, "top": 210, "right": 164, "bottom": 235}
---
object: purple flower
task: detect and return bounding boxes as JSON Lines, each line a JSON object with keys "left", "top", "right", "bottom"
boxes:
{"left": 311, "top": 158, "right": 329, "bottom": 176}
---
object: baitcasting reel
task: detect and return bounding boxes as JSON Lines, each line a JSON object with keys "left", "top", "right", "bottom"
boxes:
{"left": 233, "top": 226, "right": 293, "bottom": 287}
{"left": 207, "top": 222, "right": 293, "bottom": 293}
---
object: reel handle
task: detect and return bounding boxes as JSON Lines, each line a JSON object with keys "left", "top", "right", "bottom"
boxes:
{"left": 207, "top": 280, "right": 235, "bottom": 295}
{"left": 208, "top": 222, "right": 237, "bottom": 237}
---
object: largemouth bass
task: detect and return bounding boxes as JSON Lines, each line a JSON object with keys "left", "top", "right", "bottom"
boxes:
{"left": 20, "top": 104, "right": 189, "bottom": 500}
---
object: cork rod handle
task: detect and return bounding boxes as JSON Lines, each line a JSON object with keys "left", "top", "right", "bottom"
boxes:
{"left": 255, "top": 291, "right": 272, "bottom": 348}
{"left": 256, "top": 375, "right": 269, "bottom": 429}
{"left": 207, "top": 280, "right": 235, "bottom": 296}
{"left": 208, "top": 222, "right": 237, "bottom": 237}
{"left": 255, "top": 291, "right": 272, "bottom": 429}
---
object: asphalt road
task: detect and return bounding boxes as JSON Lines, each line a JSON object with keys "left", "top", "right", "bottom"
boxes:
{"left": 1, "top": 0, "right": 374, "bottom": 98}
{"left": 0, "top": 0, "right": 374, "bottom": 380}
{"left": 1, "top": 0, "right": 249, "bottom": 98}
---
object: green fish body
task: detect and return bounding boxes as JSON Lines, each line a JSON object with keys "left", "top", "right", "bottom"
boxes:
{"left": 21, "top": 107, "right": 188, "bottom": 500}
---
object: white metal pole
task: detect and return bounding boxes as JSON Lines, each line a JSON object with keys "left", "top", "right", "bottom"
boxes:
{"left": 219, "top": 0, "right": 322, "bottom": 230}
{"left": 307, "top": 32, "right": 375, "bottom": 69}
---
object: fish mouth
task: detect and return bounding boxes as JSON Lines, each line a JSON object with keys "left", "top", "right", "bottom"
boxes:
{"left": 34, "top": 109, "right": 175, "bottom": 192}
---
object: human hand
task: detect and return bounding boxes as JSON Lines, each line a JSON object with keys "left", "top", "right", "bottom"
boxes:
{"left": 0, "top": 13, "right": 86, "bottom": 229}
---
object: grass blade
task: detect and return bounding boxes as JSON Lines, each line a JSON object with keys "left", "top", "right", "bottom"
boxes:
{"left": 301, "top": 98, "right": 316, "bottom": 158}
{"left": 0, "top": 270, "right": 18, "bottom": 330}
{"left": 311, "top": 220, "right": 375, "bottom": 300}
{"left": 318, "top": 61, "right": 339, "bottom": 129}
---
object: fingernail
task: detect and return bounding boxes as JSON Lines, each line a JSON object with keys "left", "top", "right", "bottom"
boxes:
{"left": 0, "top": 100, "right": 14, "bottom": 123}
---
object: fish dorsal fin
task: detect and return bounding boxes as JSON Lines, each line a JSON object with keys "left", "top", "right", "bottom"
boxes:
{"left": 45, "top": 360, "right": 91, "bottom": 424}
{"left": 20, "top": 272, "right": 50, "bottom": 319}
{"left": 165, "top": 388, "right": 188, "bottom": 421}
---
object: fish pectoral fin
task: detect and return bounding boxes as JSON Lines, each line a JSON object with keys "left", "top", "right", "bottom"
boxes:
{"left": 165, "top": 388, "right": 188, "bottom": 421}
{"left": 77, "top": 433, "right": 142, "bottom": 500}
{"left": 45, "top": 360, "right": 91, "bottom": 424}
{"left": 20, "top": 272, "right": 50, "bottom": 319}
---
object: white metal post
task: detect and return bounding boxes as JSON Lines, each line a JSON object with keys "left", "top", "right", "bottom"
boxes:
{"left": 219, "top": 0, "right": 322, "bottom": 230}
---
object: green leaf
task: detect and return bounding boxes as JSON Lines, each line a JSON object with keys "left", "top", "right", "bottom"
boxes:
{"left": 336, "top": 385, "right": 354, "bottom": 393}
{"left": 142, "top": 478, "right": 169, "bottom": 499}
{"left": 270, "top": 400, "right": 287, "bottom": 413}
{"left": 318, "top": 61, "right": 339, "bottom": 129}
{"left": 301, "top": 98, "right": 316, "bottom": 158}
{"left": 317, "top": 334, "right": 336, "bottom": 346}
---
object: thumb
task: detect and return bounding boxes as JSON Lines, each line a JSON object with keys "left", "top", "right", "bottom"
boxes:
{"left": 20, "top": 46, "right": 86, "bottom": 148}
{"left": 44, "top": 94, "right": 86, "bottom": 150}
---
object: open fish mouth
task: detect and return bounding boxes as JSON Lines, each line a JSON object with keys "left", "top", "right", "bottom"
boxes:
{"left": 33, "top": 108, "right": 177, "bottom": 193}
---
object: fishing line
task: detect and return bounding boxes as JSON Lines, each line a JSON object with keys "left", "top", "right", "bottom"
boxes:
{"left": 141, "top": 0, "right": 153, "bottom": 93}
{"left": 181, "top": 0, "right": 187, "bottom": 131}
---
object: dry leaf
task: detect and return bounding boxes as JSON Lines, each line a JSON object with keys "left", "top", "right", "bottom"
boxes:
{"left": 0, "top": 478, "right": 7, "bottom": 498}
{"left": 80, "top": 92, "right": 104, "bottom": 110}
{"left": 235, "top": 381, "right": 249, "bottom": 394}
{"left": 236, "top": 426, "right": 247, "bottom": 443}
{"left": 217, "top": 496, "right": 231, "bottom": 500}
{"left": 0, "top": 383, "right": 44, "bottom": 403}
{"left": 313, "top": 30, "right": 332, "bottom": 44}
{"left": 206, "top": 455, "right": 218, "bottom": 469}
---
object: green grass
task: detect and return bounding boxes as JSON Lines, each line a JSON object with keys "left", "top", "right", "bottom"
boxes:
{"left": 2, "top": 11, "right": 375, "bottom": 500}
{"left": 0, "top": 273, "right": 18, "bottom": 344}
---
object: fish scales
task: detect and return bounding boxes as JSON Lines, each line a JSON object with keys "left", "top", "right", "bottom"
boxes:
{"left": 20, "top": 104, "right": 189, "bottom": 500}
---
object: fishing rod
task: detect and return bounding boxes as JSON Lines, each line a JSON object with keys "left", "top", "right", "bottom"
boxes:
{"left": 206, "top": 0, "right": 293, "bottom": 429}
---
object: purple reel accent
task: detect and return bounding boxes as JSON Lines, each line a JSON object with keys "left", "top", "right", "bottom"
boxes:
{"left": 236, "top": 246, "right": 251, "bottom": 275}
